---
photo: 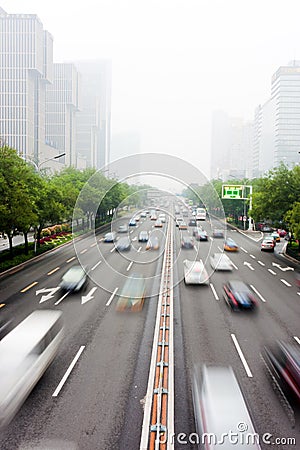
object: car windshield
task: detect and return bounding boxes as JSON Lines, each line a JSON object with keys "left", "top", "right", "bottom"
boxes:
{"left": 63, "top": 267, "right": 84, "bottom": 281}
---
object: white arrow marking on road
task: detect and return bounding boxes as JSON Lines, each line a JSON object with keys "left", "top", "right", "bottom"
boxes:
{"left": 36, "top": 287, "right": 61, "bottom": 303}
{"left": 280, "top": 279, "right": 292, "bottom": 287}
{"left": 81, "top": 287, "right": 97, "bottom": 304}
{"left": 243, "top": 261, "right": 255, "bottom": 271}
{"left": 272, "top": 262, "right": 294, "bottom": 272}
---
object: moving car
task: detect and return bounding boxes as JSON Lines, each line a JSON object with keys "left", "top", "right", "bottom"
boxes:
{"left": 193, "top": 226, "right": 202, "bottom": 236}
{"left": 178, "top": 221, "right": 188, "bottom": 230}
{"left": 129, "top": 219, "right": 137, "bottom": 226}
{"left": 104, "top": 232, "right": 117, "bottom": 243}
{"left": 183, "top": 259, "right": 209, "bottom": 285}
{"left": 195, "top": 230, "right": 208, "bottom": 241}
{"left": 188, "top": 219, "right": 197, "bottom": 226}
{"left": 115, "top": 274, "right": 146, "bottom": 312}
{"left": 260, "top": 238, "right": 275, "bottom": 252}
{"left": 263, "top": 341, "right": 300, "bottom": 403}
{"left": 175, "top": 217, "right": 184, "bottom": 227}
{"left": 210, "top": 253, "right": 233, "bottom": 271}
{"left": 115, "top": 236, "right": 131, "bottom": 251}
{"left": 277, "top": 228, "right": 287, "bottom": 237}
{"left": 224, "top": 238, "right": 238, "bottom": 251}
{"left": 192, "top": 365, "right": 261, "bottom": 450}
{"left": 223, "top": 280, "right": 257, "bottom": 311}
{"left": 154, "top": 219, "right": 163, "bottom": 228}
{"left": 0, "top": 319, "right": 13, "bottom": 340}
{"left": 118, "top": 224, "right": 128, "bottom": 233}
{"left": 271, "top": 231, "right": 280, "bottom": 242}
{"left": 138, "top": 231, "right": 149, "bottom": 242}
{"left": 181, "top": 236, "right": 194, "bottom": 249}
{"left": 212, "top": 228, "right": 224, "bottom": 238}
{"left": 59, "top": 265, "right": 88, "bottom": 292}
{"left": 0, "top": 310, "right": 64, "bottom": 428}
{"left": 146, "top": 236, "right": 159, "bottom": 250}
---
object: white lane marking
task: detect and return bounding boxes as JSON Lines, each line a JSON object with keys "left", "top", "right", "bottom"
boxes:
{"left": 297, "top": 292, "right": 300, "bottom": 296}
{"left": 80, "top": 248, "right": 87, "bottom": 254}
{"left": 209, "top": 283, "right": 219, "bottom": 300}
{"left": 229, "top": 260, "right": 238, "bottom": 270}
{"left": 231, "top": 334, "right": 253, "bottom": 378}
{"left": 217, "top": 246, "right": 222, "bottom": 252}
{"left": 258, "top": 260, "right": 265, "bottom": 266}
{"left": 130, "top": 230, "right": 134, "bottom": 233}
{"left": 90, "top": 242, "right": 97, "bottom": 247}
{"left": 91, "top": 260, "right": 102, "bottom": 271}
{"left": 250, "top": 254, "right": 256, "bottom": 259}
{"left": 240, "top": 247, "right": 248, "bottom": 253}
{"left": 52, "top": 346, "right": 85, "bottom": 397}
{"left": 268, "top": 269, "right": 277, "bottom": 276}
{"left": 54, "top": 291, "right": 70, "bottom": 306}
{"left": 250, "top": 284, "right": 266, "bottom": 303}
{"left": 47, "top": 267, "right": 60, "bottom": 276}
{"left": 127, "top": 261, "right": 133, "bottom": 271}
{"left": 106, "top": 287, "right": 118, "bottom": 306}
{"left": 66, "top": 256, "right": 76, "bottom": 263}
{"left": 294, "top": 336, "right": 300, "bottom": 345}
{"left": 110, "top": 247, "right": 115, "bottom": 253}
{"left": 209, "top": 237, "right": 213, "bottom": 241}
{"left": 137, "top": 246, "right": 142, "bottom": 252}
{"left": 99, "top": 238, "right": 104, "bottom": 242}
{"left": 194, "top": 245, "right": 197, "bottom": 251}
{"left": 132, "top": 237, "right": 137, "bottom": 241}
{"left": 280, "top": 279, "right": 291, "bottom": 287}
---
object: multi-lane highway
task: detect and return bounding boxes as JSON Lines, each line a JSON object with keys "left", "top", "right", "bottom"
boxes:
{"left": 0, "top": 207, "right": 299, "bottom": 450}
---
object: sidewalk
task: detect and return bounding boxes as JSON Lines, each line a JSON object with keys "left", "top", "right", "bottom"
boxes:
{"left": 0, "top": 233, "right": 35, "bottom": 252}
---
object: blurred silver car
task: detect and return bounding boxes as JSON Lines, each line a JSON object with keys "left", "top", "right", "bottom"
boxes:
{"left": 59, "top": 265, "right": 88, "bottom": 292}
{"left": 115, "top": 236, "right": 131, "bottom": 251}
{"left": 183, "top": 260, "right": 209, "bottom": 285}
{"left": 192, "top": 365, "right": 260, "bottom": 449}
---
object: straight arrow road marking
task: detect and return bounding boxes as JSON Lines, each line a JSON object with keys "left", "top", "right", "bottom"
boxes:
{"left": 36, "top": 287, "right": 61, "bottom": 303}
{"left": 244, "top": 261, "right": 254, "bottom": 271}
{"left": 81, "top": 287, "right": 97, "bottom": 304}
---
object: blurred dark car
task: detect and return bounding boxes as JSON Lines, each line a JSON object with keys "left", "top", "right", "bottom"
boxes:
{"left": 195, "top": 230, "right": 208, "bottom": 241}
{"left": 277, "top": 228, "right": 287, "bottom": 237}
{"left": 262, "top": 225, "right": 273, "bottom": 232}
{"left": 188, "top": 219, "right": 197, "bottom": 226}
{"left": 129, "top": 219, "right": 137, "bottom": 226}
{"left": 181, "top": 236, "right": 194, "bottom": 249}
{"left": 115, "top": 236, "right": 131, "bottom": 251}
{"left": 263, "top": 341, "right": 300, "bottom": 403}
{"left": 223, "top": 280, "right": 257, "bottom": 311}
{"left": 59, "top": 265, "right": 88, "bottom": 292}
{"left": 118, "top": 224, "right": 128, "bottom": 233}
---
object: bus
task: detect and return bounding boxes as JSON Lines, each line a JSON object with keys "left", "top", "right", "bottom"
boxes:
{"left": 196, "top": 207, "right": 206, "bottom": 221}
{"left": 0, "top": 310, "right": 64, "bottom": 428}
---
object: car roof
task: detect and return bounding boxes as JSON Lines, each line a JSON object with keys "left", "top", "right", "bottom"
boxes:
{"left": 228, "top": 280, "right": 249, "bottom": 291}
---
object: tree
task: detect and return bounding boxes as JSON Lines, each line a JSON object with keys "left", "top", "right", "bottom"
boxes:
{"left": 285, "top": 202, "right": 300, "bottom": 252}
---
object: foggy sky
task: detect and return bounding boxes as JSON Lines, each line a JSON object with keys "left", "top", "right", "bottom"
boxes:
{"left": 2, "top": 0, "right": 300, "bottom": 177}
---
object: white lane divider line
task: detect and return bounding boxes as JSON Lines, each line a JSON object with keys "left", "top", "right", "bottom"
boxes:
{"left": 230, "top": 260, "right": 239, "bottom": 270}
{"left": 280, "top": 279, "right": 291, "bottom": 287}
{"left": 268, "top": 269, "right": 277, "bottom": 275}
{"left": 217, "top": 246, "right": 222, "bottom": 252}
{"left": 110, "top": 246, "right": 115, "bottom": 253}
{"left": 80, "top": 248, "right": 87, "bottom": 254}
{"left": 132, "top": 237, "right": 137, "bottom": 241}
{"left": 209, "top": 283, "right": 219, "bottom": 300}
{"left": 90, "top": 242, "right": 97, "bottom": 247}
{"left": 106, "top": 287, "right": 118, "bottom": 306}
{"left": 54, "top": 291, "right": 70, "bottom": 306}
{"left": 66, "top": 256, "right": 76, "bottom": 263}
{"left": 127, "top": 261, "right": 133, "bottom": 271}
{"left": 250, "top": 284, "right": 266, "bottom": 303}
{"left": 91, "top": 260, "right": 102, "bottom": 271}
{"left": 258, "top": 260, "right": 265, "bottom": 266}
{"left": 47, "top": 267, "right": 60, "bottom": 276}
{"left": 240, "top": 247, "right": 248, "bottom": 253}
{"left": 130, "top": 230, "right": 134, "bottom": 233}
{"left": 250, "top": 254, "right": 256, "bottom": 259}
{"left": 52, "top": 346, "right": 85, "bottom": 397}
{"left": 137, "top": 246, "right": 142, "bottom": 252}
{"left": 231, "top": 334, "right": 253, "bottom": 378}
{"left": 294, "top": 336, "right": 300, "bottom": 345}
{"left": 297, "top": 292, "right": 300, "bottom": 296}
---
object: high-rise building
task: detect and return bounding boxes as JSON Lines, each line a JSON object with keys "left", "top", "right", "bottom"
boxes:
{"left": 271, "top": 61, "right": 300, "bottom": 168}
{"left": 0, "top": 7, "right": 55, "bottom": 165}
{"left": 253, "top": 98, "right": 275, "bottom": 177}
{"left": 74, "top": 60, "right": 111, "bottom": 169}
{"left": 211, "top": 111, "right": 254, "bottom": 180}
{"left": 45, "top": 63, "right": 80, "bottom": 167}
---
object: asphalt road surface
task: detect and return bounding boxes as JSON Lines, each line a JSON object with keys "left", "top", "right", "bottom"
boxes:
{"left": 0, "top": 209, "right": 299, "bottom": 450}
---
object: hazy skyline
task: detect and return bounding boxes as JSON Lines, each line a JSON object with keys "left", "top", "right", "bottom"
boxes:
{"left": 2, "top": 0, "right": 300, "bottom": 177}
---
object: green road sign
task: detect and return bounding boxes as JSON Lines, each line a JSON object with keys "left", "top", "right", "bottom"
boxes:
{"left": 222, "top": 185, "right": 244, "bottom": 199}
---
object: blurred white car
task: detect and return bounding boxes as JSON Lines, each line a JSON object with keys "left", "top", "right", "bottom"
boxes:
{"left": 210, "top": 253, "right": 233, "bottom": 271}
{"left": 183, "top": 260, "right": 209, "bottom": 285}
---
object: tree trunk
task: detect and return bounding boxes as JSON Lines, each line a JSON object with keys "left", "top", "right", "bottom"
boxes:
{"left": 37, "top": 225, "right": 42, "bottom": 248}
{"left": 8, "top": 233, "right": 13, "bottom": 258}
{"left": 24, "top": 232, "right": 28, "bottom": 255}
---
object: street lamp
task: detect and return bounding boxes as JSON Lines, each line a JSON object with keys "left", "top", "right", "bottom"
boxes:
{"left": 22, "top": 152, "right": 66, "bottom": 172}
